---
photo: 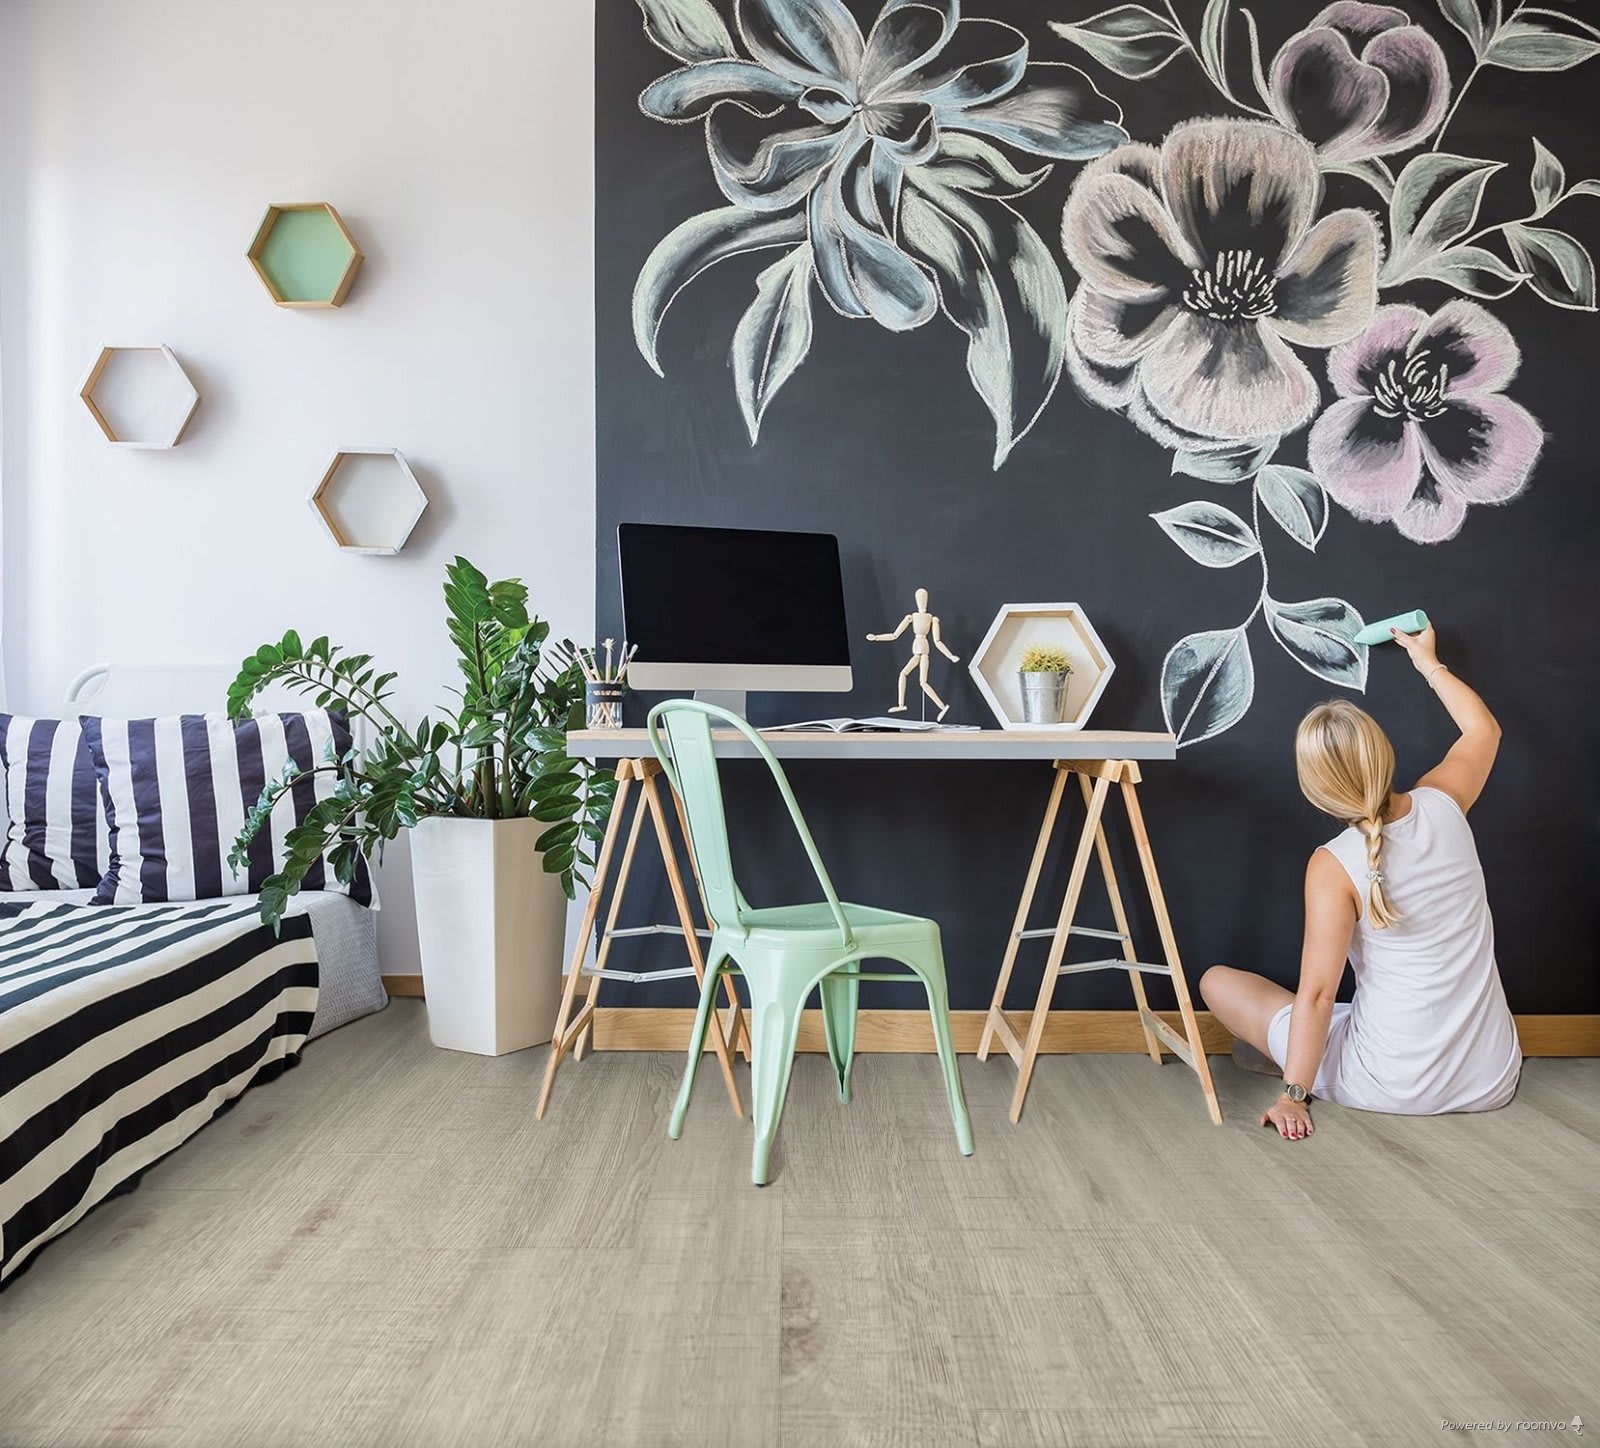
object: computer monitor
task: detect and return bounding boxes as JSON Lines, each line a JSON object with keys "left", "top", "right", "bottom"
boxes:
{"left": 618, "top": 523, "right": 852, "bottom": 713}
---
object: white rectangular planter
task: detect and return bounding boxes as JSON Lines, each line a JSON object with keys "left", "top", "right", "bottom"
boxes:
{"left": 411, "top": 816, "right": 567, "bottom": 1056}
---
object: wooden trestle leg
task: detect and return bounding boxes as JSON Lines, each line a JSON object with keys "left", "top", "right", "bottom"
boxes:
{"left": 980, "top": 758, "right": 1222, "bottom": 1126}
{"left": 536, "top": 758, "right": 744, "bottom": 1120}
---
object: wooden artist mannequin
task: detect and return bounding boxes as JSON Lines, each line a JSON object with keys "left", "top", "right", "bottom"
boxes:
{"left": 867, "top": 587, "right": 960, "bottom": 721}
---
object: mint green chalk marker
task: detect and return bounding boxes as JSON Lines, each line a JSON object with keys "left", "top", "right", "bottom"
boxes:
{"left": 1355, "top": 609, "right": 1429, "bottom": 646}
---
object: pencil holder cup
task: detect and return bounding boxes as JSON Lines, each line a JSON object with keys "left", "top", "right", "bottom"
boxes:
{"left": 585, "top": 681, "right": 627, "bottom": 731}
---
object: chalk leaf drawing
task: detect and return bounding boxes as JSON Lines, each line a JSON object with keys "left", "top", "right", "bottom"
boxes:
{"left": 1053, "top": 0, "right": 1600, "bottom": 742}
{"left": 1168, "top": 437, "right": 1278, "bottom": 484}
{"left": 1254, "top": 464, "right": 1328, "bottom": 550}
{"left": 1150, "top": 501, "right": 1259, "bottom": 568}
{"left": 730, "top": 243, "right": 816, "bottom": 441}
{"left": 1160, "top": 626, "right": 1255, "bottom": 748}
{"left": 1263, "top": 596, "right": 1368, "bottom": 690}
{"left": 1504, "top": 223, "right": 1597, "bottom": 309}
{"left": 631, "top": 0, "right": 1127, "bottom": 464}
{"left": 898, "top": 163, "right": 1071, "bottom": 465}
{"left": 1380, "top": 153, "right": 1504, "bottom": 286}
{"left": 1049, "top": 6, "right": 1189, "bottom": 79}
{"left": 1481, "top": 8, "right": 1600, "bottom": 70}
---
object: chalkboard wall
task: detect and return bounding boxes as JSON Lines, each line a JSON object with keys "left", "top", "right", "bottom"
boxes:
{"left": 596, "top": 0, "right": 1599, "bottom": 1013}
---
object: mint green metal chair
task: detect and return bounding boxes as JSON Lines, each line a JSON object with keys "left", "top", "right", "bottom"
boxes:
{"left": 647, "top": 700, "right": 973, "bottom": 1185}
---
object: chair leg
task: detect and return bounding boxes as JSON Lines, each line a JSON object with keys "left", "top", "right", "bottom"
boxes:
{"left": 817, "top": 968, "right": 860, "bottom": 1104}
{"left": 669, "top": 951, "right": 726, "bottom": 1141}
{"left": 902, "top": 948, "right": 974, "bottom": 1158}
{"left": 747, "top": 974, "right": 810, "bottom": 1186}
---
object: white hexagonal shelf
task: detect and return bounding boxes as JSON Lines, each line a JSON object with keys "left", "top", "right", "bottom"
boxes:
{"left": 969, "top": 603, "right": 1115, "bottom": 731}
{"left": 309, "top": 449, "right": 428, "bottom": 555}
{"left": 79, "top": 345, "right": 200, "bottom": 448}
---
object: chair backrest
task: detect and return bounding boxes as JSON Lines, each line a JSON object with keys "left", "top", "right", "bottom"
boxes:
{"left": 646, "top": 700, "right": 854, "bottom": 948}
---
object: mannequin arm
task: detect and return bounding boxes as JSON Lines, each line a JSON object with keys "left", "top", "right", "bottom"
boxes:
{"left": 867, "top": 615, "right": 912, "bottom": 642}
{"left": 931, "top": 617, "right": 960, "bottom": 662}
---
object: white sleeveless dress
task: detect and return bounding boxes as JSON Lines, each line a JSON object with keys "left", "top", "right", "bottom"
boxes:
{"left": 1266, "top": 786, "right": 1522, "bottom": 1114}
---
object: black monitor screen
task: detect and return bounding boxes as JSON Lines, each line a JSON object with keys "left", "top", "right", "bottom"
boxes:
{"left": 618, "top": 523, "right": 850, "bottom": 666}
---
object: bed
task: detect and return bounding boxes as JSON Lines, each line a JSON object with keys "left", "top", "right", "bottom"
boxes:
{"left": 0, "top": 895, "right": 385, "bottom": 1290}
{"left": 3, "top": 660, "right": 387, "bottom": 1041}
{"left": 1, "top": 888, "right": 386, "bottom": 1041}
{"left": 0, "top": 664, "right": 389, "bottom": 1285}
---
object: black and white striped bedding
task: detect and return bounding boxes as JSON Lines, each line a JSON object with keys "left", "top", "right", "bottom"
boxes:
{"left": 0, "top": 898, "right": 318, "bottom": 1286}
{"left": 80, "top": 711, "right": 374, "bottom": 907}
{"left": 0, "top": 714, "right": 107, "bottom": 890}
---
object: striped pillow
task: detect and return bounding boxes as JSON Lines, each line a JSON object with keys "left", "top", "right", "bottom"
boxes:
{"left": 0, "top": 714, "right": 108, "bottom": 891}
{"left": 79, "top": 712, "right": 373, "bottom": 908}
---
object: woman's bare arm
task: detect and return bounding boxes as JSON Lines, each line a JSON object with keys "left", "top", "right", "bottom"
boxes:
{"left": 1281, "top": 850, "right": 1358, "bottom": 1093}
{"left": 1391, "top": 621, "right": 1501, "bottom": 813}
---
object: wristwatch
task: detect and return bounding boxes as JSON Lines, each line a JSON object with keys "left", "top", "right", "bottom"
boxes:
{"left": 1282, "top": 1081, "right": 1309, "bottom": 1104}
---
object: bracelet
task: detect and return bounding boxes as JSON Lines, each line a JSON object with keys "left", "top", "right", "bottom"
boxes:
{"left": 1425, "top": 663, "right": 1449, "bottom": 687}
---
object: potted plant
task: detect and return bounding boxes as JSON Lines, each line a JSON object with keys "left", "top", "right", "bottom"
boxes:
{"left": 226, "top": 556, "right": 614, "bottom": 1055}
{"left": 1016, "top": 643, "right": 1074, "bottom": 725}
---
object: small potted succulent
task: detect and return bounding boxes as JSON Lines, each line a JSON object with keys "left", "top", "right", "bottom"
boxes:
{"left": 1017, "top": 643, "right": 1074, "bottom": 724}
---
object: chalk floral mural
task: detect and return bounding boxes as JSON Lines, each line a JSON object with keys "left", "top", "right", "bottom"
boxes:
{"left": 630, "top": 0, "right": 1600, "bottom": 745}
{"left": 1051, "top": 0, "right": 1598, "bottom": 744}
{"left": 631, "top": 0, "right": 1126, "bottom": 465}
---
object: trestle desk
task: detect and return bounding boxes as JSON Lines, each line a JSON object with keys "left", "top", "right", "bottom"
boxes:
{"left": 539, "top": 728, "right": 1221, "bottom": 1126}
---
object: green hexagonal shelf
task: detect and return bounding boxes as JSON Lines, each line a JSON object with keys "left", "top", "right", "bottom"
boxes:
{"left": 248, "top": 202, "right": 364, "bottom": 308}
{"left": 78, "top": 344, "right": 200, "bottom": 448}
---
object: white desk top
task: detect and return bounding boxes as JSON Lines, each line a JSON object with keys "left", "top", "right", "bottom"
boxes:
{"left": 565, "top": 728, "right": 1177, "bottom": 762}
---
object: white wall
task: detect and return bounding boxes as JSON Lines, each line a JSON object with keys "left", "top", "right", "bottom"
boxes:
{"left": 0, "top": 0, "right": 597, "bottom": 975}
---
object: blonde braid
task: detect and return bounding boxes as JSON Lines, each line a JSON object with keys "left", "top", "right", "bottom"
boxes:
{"left": 1357, "top": 812, "right": 1399, "bottom": 929}
{"left": 1295, "top": 699, "right": 1403, "bottom": 930}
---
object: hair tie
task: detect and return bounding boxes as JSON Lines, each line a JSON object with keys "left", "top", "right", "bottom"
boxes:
{"left": 1367, "top": 868, "right": 1384, "bottom": 883}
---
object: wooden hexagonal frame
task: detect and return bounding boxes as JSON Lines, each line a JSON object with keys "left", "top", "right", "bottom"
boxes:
{"left": 248, "top": 202, "right": 364, "bottom": 308}
{"left": 309, "top": 449, "right": 428, "bottom": 555}
{"left": 78, "top": 345, "right": 200, "bottom": 448}
{"left": 969, "top": 603, "right": 1115, "bottom": 731}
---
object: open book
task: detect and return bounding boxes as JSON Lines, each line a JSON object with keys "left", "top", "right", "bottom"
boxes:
{"left": 771, "top": 717, "right": 979, "bottom": 733}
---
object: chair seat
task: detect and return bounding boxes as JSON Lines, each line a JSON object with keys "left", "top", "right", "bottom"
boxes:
{"left": 734, "top": 901, "right": 938, "bottom": 950}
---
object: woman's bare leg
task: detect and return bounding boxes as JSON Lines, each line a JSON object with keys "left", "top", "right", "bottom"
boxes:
{"left": 1199, "top": 966, "right": 1295, "bottom": 1058}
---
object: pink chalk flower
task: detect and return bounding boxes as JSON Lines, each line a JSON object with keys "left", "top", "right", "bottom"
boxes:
{"left": 1308, "top": 301, "right": 1544, "bottom": 544}
{"left": 1268, "top": 2, "right": 1450, "bottom": 163}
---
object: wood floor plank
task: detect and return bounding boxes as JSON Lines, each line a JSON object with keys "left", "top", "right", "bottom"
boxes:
{"left": 1, "top": 1001, "right": 1595, "bottom": 1448}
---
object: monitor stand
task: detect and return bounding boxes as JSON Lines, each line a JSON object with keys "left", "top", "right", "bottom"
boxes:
{"left": 693, "top": 688, "right": 747, "bottom": 718}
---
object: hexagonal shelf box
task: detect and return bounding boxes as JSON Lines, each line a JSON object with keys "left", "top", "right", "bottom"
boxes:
{"left": 248, "top": 202, "right": 364, "bottom": 307}
{"left": 310, "top": 449, "right": 428, "bottom": 555}
{"left": 969, "top": 603, "right": 1115, "bottom": 731}
{"left": 79, "top": 345, "right": 200, "bottom": 448}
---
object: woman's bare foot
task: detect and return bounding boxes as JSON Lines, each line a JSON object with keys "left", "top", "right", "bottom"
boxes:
{"left": 1231, "top": 1039, "right": 1280, "bottom": 1076}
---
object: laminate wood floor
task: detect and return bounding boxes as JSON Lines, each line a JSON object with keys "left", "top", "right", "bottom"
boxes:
{"left": 2, "top": 1000, "right": 1595, "bottom": 1448}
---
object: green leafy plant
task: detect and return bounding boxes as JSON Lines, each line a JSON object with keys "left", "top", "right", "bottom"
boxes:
{"left": 226, "top": 556, "right": 614, "bottom": 929}
{"left": 1018, "top": 643, "right": 1073, "bottom": 675}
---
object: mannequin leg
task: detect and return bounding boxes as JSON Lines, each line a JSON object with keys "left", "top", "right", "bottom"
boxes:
{"left": 919, "top": 657, "right": 950, "bottom": 721}
{"left": 890, "top": 656, "right": 918, "bottom": 713}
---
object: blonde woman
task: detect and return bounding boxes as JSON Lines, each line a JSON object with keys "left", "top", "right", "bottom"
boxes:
{"left": 1200, "top": 622, "right": 1521, "bottom": 1140}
